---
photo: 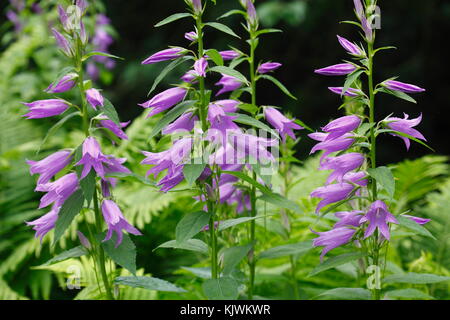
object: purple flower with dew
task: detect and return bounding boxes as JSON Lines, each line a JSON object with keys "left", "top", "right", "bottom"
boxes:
{"left": 219, "top": 50, "right": 240, "bottom": 61}
{"left": 52, "top": 28, "right": 72, "bottom": 56}
{"left": 86, "top": 88, "right": 104, "bottom": 110}
{"left": 162, "top": 112, "right": 198, "bottom": 135}
{"left": 360, "top": 200, "right": 399, "bottom": 240}
{"left": 212, "top": 100, "right": 240, "bottom": 113}
{"left": 101, "top": 200, "right": 141, "bottom": 247}
{"left": 194, "top": 57, "right": 208, "bottom": 77}
{"left": 384, "top": 80, "right": 426, "bottom": 93}
{"left": 264, "top": 107, "right": 302, "bottom": 141}
{"left": 320, "top": 152, "right": 365, "bottom": 184}
{"left": 99, "top": 119, "right": 130, "bottom": 140}
{"left": 215, "top": 74, "right": 243, "bottom": 96}
{"left": 245, "top": 0, "right": 258, "bottom": 26}
{"left": 310, "top": 182, "right": 355, "bottom": 213}
{"left": 328, "top": 87, "right": 363, "bottom": 97}
{"left": 45, "top": 74, "right": 77, "bottom": 93}
{"left": 77, "top": 231, "right": 91, "bottom": 249}
{"left": 22, "top": 99, "right": 70, "bottom": 119}
{"left": 181, "top": 70, "right": 198, "bottom": 84}
{"left": 337, "top": 35, "right": 363, "bottom": 56}
{"left": 142, "top": 47, "right": 184, "bottom": 65}
{"left": 322, "top": 115, "right": 361, "bottom": 141}
{"left": 26, "top": 150, "right": 73, "bottom": 185}
{"left": 385, "top": 113, "right": 426, "bottom": 150}
{"left": 403, "top": 215, "right": 431, "bottom": 225}
{"left": 312, "top": 227, "right": 357, "bottom": 261}
{"left": 139, "top": 87, "right": 187, "bottom": 118}
{"left": 257, "top": 62, "right": 282, "bottom": 74}
{"left": 185, "top": 31, "right": 197, "bottom": 42}
{"left": 314, "top": 63, "right": 356, "bottom": 76}
{"left": 35, "top": 173, "right": 79, "bottom": 209}
{"left": 334, "top": 211, "right": 364, "bottom": 228}
{"left": 26, "top": 206, "right": 59, "bottom": 242}
{"left": 309, "top": 133, "right": 355, "bottom": 158}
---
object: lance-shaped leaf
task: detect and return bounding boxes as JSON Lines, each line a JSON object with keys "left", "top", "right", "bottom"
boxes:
{"left": 115, "top": 276, "right": 186, "bottom": 292}
{"left": 367, "top": 166, "right": 395, "bottom": 199}
{"left": 202, "top": 277, "right": 239, "bottom": 300}
{"left": 41, "top": 246, "right": 88, "bottom": 266}
{"left": 99, "top": 232, "right": 137, "bottom": 275}
{"left": 205, "top": 49, "right": 224, "bottom": 66}
{"left": 155, "top": 13, "right": 192, "bottom": 27}
{"left": 309, "top": 252, "right": 366, "bottom": 276}
{"left": 53, "top": 190, "right": 84, "bottom": 245}
{"left": 82, "top": 51, "right": 123, "bottom": 62}
{"left": 383, "top": 273, "right": 450, "bottom": 284}
{"left": 155, "top": 239, "right": 208, "bottom": 254}
{"left": 209, "top": 66, "right": 249, "bottom": 85}
{"left": 175, "top": 211, "right": 211, "bottom": 243}
{"left": 183, "top": 160, "right": 207, "bottom": 186}
{"left": 99, "top": 98, "right": 121, "bottom": 125}
{"left": 377, "top": 87, "right": 417, "bottom": 104}
{"left": 204, "top": 22, "right": 240, "bottom": 39}
{"left": 258, "top": 241, "right": 312, "bottom": 260}
{"left": 259, "top": 74, "right": 297, "bottom": 100}
{"left": 222, "top": 244, "right": 253, "bottom": 275}
{"left": 148, "top": 56, "right": 192, "bottom": 95}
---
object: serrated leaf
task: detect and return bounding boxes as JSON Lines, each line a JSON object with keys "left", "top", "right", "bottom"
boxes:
{"left": 259, "top": 74, "right": 297, "bottom": 100}
{"left": 100, "top": 233, "right": 137, "bottom": 275}
{"left": 309, "top": 252, "right": 366, "bottom": 276}
{"left": 79, "top": 169, "right": 96, "bottom": 207}
{"left": 383, "top": 272, "right": 450, "bottom": 284}
{"left": 115, "top": 276, "right": 186, "bottom": 292}
{"left": 384, "top": 289, "right": 434, "bottom": 300}
{"left": 222, "top": 244, "right": 252, "bottom": 275}
{"left": 41, "top": 246, "right": 87, "bottom": 266}
{"left": 175, "top": 211, "right": 211, "bottom": 243}
{"left": 397, "top": 216, "right": 436, "bottom": 239}
{"left": 316, "top": 288, "right": 370, "bottom": 300}
{"left": 99, "top": 98, "right": 120, "bottom": 125}
{"left": 155, "top": 13, "right": 192, "bottom": 27}
{"left": 209, "top": 66, "right": 249, "bottom": 85}
{"left": 258, "top": 240, "right": 312, "bottom": 260}
{"left": 183, "top": 161, "right": 207, "bottom": 186}
{"left": 202, "top": 277, "right": 239, "bottom": 300}
{"left": 156, "top": 239, "right": 208, "bottom": 254}
{"left": 53, "top": 190, "right": 84, "bottom": 245}
{"left": 367, "top": 166, "right": 395, "bottom": 198}
{"left": 204, "top": 22, "right": 240, "bottom": 39}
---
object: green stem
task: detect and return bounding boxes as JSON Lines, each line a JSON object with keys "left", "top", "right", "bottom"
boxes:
{"left": 196, "top": 15, "right": 207, "bottom": 132}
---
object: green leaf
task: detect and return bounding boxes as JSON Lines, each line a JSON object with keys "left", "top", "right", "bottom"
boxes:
{"left": 397, "top": 216, "right": 436, "bottom": 239}
{"left": 181, "top": 267, "right": 211, "bottom": 279}
{"left": 256, "top": 28, "right": 283, "bottom": 37}
{"left": 222, "top": 244, "right": 252, "bottom": 275}
{"left": 384, "top": 289, "right": 434, "bottom": 300}
{"left": 383, "top": 272, "right": 450, "bottom": 284}
{"left": 259, "top": 74, "right": 297, "bottom": 100}
{"left": 209, "top": 66, "right": 249, "bottom": 85}
{"left": 99, "top": 98, "right": 121, "bottom": 125}
{"left": 309, "top": 252, "right": 366, "bottom": 276}
{"left": 259, "top": 192, "right": 302, "bottom": 214}
{"left": 100, "top": 233, "right": 137, "bottom": 275}
{"left": 156, "top": 239, "right": 208, "bottom": 254}
{"left": 373, "top": 46, "right": 397, "bottom": 55}
{"left": 155, "top": 13, "right": 192, "bottom": 27}
{"left": 217, "top": 9, "right": 246, "bottom": 20}
{"left": 37, "top": 111, "right": 80, "bottom": 154}
{"left": 202, "top": 277, "right": 239, "bottom": 300}
{"left": 183, "top": 161, "right": 207, "bottom": 186}
{"left": 316, "top": 288, "right": 371, "bottom": 300}
{"left": 221, "top": 171, "right": 270, "bottom": 193}
{"left": 259, "top": 241, "right": 312, "bottom": 260}
{"left": 367, "top": 166, "right": 395, "bottom": 198}
{"left": 226, "top": 112, "right": 280, "bottom": 138}
{"left": 217, "top": 216, "right": 264, "bottom": 232}
{"left": 148, "top": 100, "right": 195, "bottom": 139}
{"left": 378, "top": 87, "right": 417, "bottom": 104}
{"left": 79, "top": 169, "right": 96, "bottom": 207}
{"left": 342, "top": 70, "right": 364, "bottom": 96}
{"left": 41, "top": 246, "right": 87, "bottom": 266}
{"left": 53, "top": 190, "right": 84, "bottom": 245}
{"left": 175, "top": 211, "right": 211, "bottom": 243}
{"left": 82, "top": 51, "right": 123, "bottom": 61}
{"left": 205, "top": 49, "right": 224, "bottom": 66}
{"left": 115, "top": 276, "right": 186, "bottom": 292}
{"left": 204, "top": 22, "right": 240, "bottom": 39}
{"left": 237, "top": 103, "right": 258, "bottom": 114}
{"left": 148, "top": 56, "right": 192, "bottom": 95}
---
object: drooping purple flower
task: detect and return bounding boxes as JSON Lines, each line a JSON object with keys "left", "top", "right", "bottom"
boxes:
{"left": 312, "top": 227, "right": 357, "bottom": 260}
{"left": 403, "top": 215, "right": 431, "bottom": 225}
{"left": 185, "top": 31, "right": 198, "bottom": 42}
{"left": 139, "top": 87, "right": 187, "bottom": 118}
{"left": 207, "top": 104, "right": 240, "bottom": 146}
{"left": 86, "top": 88, "right": 104, "bottom": 110}
{"left": 102, "top": 200, "right": 142, "bottom": 247}
{"left": 229, "top": 132, "right": 277, "bottom": 164}
{"left": 385, "top": 113, "right": 426, "bottom": 150}
{"left": 344, "top": 171, "right": 368, "bottom": 187}
{"left": 100, "top": 156, "right": 131, "bottom": 197}
{"left": 322, "top": 115, "right": 361, "bottom": 141}
{"left": 99, "top": 119, "right": 129, "bottom": 140}
{"left": 22, "top": 99, "right": 70, "bottom": 119}
{"left": 320, "top": 152, "right": 365, "bottom": 184}
{"left": 328, "top": 87, "right": 363, "bottom": 97}
{"left": 35, "top": 173, "right": 79, "bottom": 209}
{"left": 142, "top": 48, "right": 185, "bottom": 65}
{"left": 158, "top": 166, "right": 185, "bottom": 192}
{"left": 52, "top": 28, "right": 73, "bottom": 56}
{"left": 45, "top": 74, "right": 77, "bottom": 93}
{"left": 194, "top": 57, "right": 208, "bottom": 77}
{"left": 337, "top": 35, "right": 364, "bottom": 56}
{"left": 27, "top": 150, "right": 73, "bottom": 185}
{"left": 76, "top": 136, "right": 109, "bottom": 179}
{"left": 26, "top": 206, "right": 59, "bottom": 242}
{"left": 309, "top": 133, "right": 355, "bottom": 158}
{"left": 212, "top": 100, "right": 240, "bottom": 113}
{"left": 245, "top": 0, "right": 258, "bottom": 26}
{"left": 360, "top": 200, "right": 399, "bottom": 240}
{"left": 264, "top": 107, "right": 302, "bottom": 141}
{"left": 310, "top": 182, "right": 355, "bottom": 213}
{"left": 215, "top": 74, "right": 243, "bottom": 96}
{"left": 334, "top": 211, "right": 364, "bottom": 228}
{"left": 315, "top": 63, "right": 356, "bottom": 76}
{"left": 219, "top": 50, "right": 240, "bottom": 61}
{"left": 384, "top": 80, "right": 426, "bottom": 93}
{"left": 181, "top": 70, "right": 198, "bottom": 84}
{"left": 257, "top": 62, "right": 282, "bottom": 74}
{"left": 162, "top": 112, "right": 198, "bottom": 135}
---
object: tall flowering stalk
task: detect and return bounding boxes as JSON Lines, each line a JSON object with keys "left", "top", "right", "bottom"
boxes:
{"left": 311, "top": 0, "right": 431, "bottom": 300}
{"left": 24, "top": 1, "right": 139, "bottom": 300}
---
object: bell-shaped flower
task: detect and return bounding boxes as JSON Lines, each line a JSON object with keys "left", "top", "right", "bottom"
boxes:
{"left": 403, "top": 215, "right": 431, "bottom": 225}
{"left": 158, "top": 165, "right": 185, "bottom": 192}
{"left": 245, "top": 0, "right": 258, "bottom": 26}
{"left": 219, "top": 50, "right": 240, "bottom": 61}
{"left": 142, "top": 47, "right": 185, "bottom": 65}
{"left": 322, "top": 115, "right": 361, "bottom": 140}
{"left": 181, "top": 70, "right": 198, "bottom": 84}
{"left": 312, "top": 227, "right": 357, "bottom": 260}
{"left": 207, "top": 103, "right": 240, "bottom": 146}
{"left": 27, "top": 150, "right": 73, "bottom": 185}
{"left": 360, "top": 200, "right": 399, "bottom": 240}
{"left": 309, "top": 133, "right": 355, "bottom": 159}
{"left": 35, "top": 173, "right": 79, "bottom": 209}
{"left": 162, "top": 112, "right": 197, "bottom": 135}
{"left": 385, "top": 113, "right": 426, "bottom": 150}
{"left": 139, "top": 87, "right": 187, "bottom": 118}
{"left": 311, "top": 182, "right": 355, "bottom": 213}
{"left": 99, "top": 119, "right": 130, "bottom": 140}
{"left": 192, "top": 0, "right": 202, "bottom": 14}
{"left": 229, "top": 132, "right": 277, "bottom": 164}
{"left": 215, "top": 74, "right": 243, "bottom": 96}
{"left": 86, "top": 88, "right": 104, "bottom": 110}
{"left": 52, "top": 28, "right": 73, "bottom": 57}
{"left": 22, "top": 99, "right": 70, "bottom": 119}
{"left": 315, "top": 63, "right": 356, "bottom": 76}
{"left": 264, "top": 107, "right": 302, "bottom": 141}
{"left": 383, "top": 80, "right": 425, "bottom": 93}
{"left": 212, "top": 100, "right": 240, "bottom": 113}
{"left": 102, "top": 200, "right": 142, "bottom": 247}
{"left": 26, "top": 205, "right": 60, "bottom": 242}
{"left": 320, "top": 152, "right": 365, "bottom": 184}
{"left": 45, "top": 74, "right": 77, "bottom": 93}
{"left": 257, "top": 62, "right": 282, "bottom": 74}
{"left": 194, "top": 57, "right": 208, "bottom": 77}
{"left": 334, "top": 211, "right": 364, "bottom": 228}
{"left": 185, "top": 31, "right": 198, "bottom": 42}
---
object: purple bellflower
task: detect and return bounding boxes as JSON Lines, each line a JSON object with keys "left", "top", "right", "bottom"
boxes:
{"left": 52, "top": 28, "right": 73, "bottom": 57}
{"left": 312, "top": 227, "right": 357, "bottom": 261}
{"left": 328, "top": 87, "right": 363, "bottom": 97}
{"left": 311, "top": 182, "right": 355, "bottom": 213}
{"left": 315, "top": 63, "right": 356, "bottom": 76}
{"left": 219, "top": 50, "right": 240, "bottom": 61}
{"left": 142, "top": 47, "right": 185, "bottom": 65}
{"left": 257, "top": 62, "right": 282, "bottom": 74}
{"left": 322, "top": 115, "right": 361, "bottom": 141}
{"left": 384, "top": 80, "right": 426, "bottom": 93}
{"left": 139, "top": 87, "right": 187, "bottom": 118}
{"left": 99, "top": 119, "right": 130, "bottom": 140}
{"left": 86, "top": 88, "right": 104, "bottom": 110}
{"left": 22, "top": 99, "right": 70, "bottom": 119}
{"left": 35, "top": 173, "right": 79, "bottom": 209}
{"left": 27, "top": 150, "right": 73, "bottom": 185}
{"left": 385, "top": 113, "right": 426, "bottom": 150}
{"left": 162, "top": 112, "right": 198, "bottom": 135}
{"left": 337, "top": 35, "right": 364, "bottom": 56}
{"left": 360, "top": 200, "right": 399, "bottom": 240}
{"left": 215, "top": 74, "right": 243, "bottom": 96}
{"left": 320, "top": 152, "right": 365, "bottom": 184}
{"left": 45, "top": 74, "right": 77, "bottom": 93}
{"left": 264, "top": 107, "right": 302, "bottom": 141}
{"left": 26, "top": 206, "right": 60, "bottom": 242}
{"left": 194, "top": 57, "right": 208, "bottom": 77}
{"left": 212, "top": 100, "right": 240, "bottom": 113}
